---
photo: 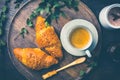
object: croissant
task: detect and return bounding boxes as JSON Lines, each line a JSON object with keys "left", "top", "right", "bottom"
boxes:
{"left": 35, "top": 16, "right": 63, "bottom": 59}
{"left": 13, "top": 48, "right": 58, "bottom": 70}
{"left": 13, "top": 16, "right": 63, "bottom": 70}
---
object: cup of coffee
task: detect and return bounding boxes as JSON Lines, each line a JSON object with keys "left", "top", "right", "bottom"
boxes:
{"left": 69, "top": 26, "right": 92, "bottom": 57}
{"left": 60, "top": 19, "right": 95, "bottom": 57}
{"left": 99, "top": 3, "right": 120, "bottom": 29}
{"left": 70, "top": 27, "right": 92, "bottom": 50}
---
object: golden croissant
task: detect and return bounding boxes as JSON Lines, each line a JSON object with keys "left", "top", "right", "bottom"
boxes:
{"left": 13, "top": 16, "right": 63, "bottom": 70}
{"left": 13, "top": 48, "right": 58, "bottom": 70}
{"left": 35, "top": 16, "right": 63, "bottom": 59}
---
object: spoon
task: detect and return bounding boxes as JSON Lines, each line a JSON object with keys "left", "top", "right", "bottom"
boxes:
{"left": 42, "top": 57, "right": 86, "bottom": 80}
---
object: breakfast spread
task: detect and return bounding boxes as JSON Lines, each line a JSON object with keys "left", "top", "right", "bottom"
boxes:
{"left": 6, "top": 0, "right": 102, "bottom": 79}
{"left": 13, "top": 16, "right": 63, "bottom": 70}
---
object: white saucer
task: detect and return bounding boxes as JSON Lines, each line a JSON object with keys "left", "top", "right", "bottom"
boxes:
{"left": 60, "top": 19, "right": 98, "bottom": 56}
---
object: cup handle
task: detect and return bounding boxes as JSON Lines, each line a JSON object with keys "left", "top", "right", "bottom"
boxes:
{"left": 85, "top": 50, "right": 92, "bottom": 58}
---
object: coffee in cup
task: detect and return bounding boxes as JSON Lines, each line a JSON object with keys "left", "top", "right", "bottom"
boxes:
{"left": 70, "top": 27, "right": 92, "bottom": 50}
{"left": 68, "top": 26, "right": 92, "bottom": 57}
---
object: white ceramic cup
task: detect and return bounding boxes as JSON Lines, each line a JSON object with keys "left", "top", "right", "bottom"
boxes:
{"left": 99, "top": 3, "right": 120, "bottom": 29}
{"left": 67, "top": 26, "right": 92, "bottom": 49}
{"left": 60, "top": 19, "right": 94, "bottom": 57}
{"left": 67, "top": 26, "right": 92, "bottom": 57}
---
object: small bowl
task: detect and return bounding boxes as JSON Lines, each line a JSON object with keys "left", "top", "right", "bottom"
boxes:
{"left": 99, "top": 3, "right": 120, "bottom": 29}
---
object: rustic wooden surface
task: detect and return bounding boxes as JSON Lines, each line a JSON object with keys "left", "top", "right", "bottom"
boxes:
{"left": 7, "top": 0, "right": 101, "bottom": 80}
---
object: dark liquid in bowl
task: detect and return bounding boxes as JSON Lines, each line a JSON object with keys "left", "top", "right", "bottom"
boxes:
{"left": 108, "top": 7, "right": 120, "bottom": 26}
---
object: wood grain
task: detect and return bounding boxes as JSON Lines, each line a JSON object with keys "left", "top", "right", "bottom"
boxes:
{"left": 7, "top": 0, "right": 102, "bottom": 80}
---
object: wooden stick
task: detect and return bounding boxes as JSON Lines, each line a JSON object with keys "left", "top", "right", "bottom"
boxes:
{"left": 42, "top": 57, "right": 86, "bottom": 80}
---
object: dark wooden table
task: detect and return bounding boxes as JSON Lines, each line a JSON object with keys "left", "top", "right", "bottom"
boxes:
{"left": 0, "top": 0, "right": 120, "bottom": 80}
{"left": 82, "top": 0, "right": 120, "bottom": 80}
